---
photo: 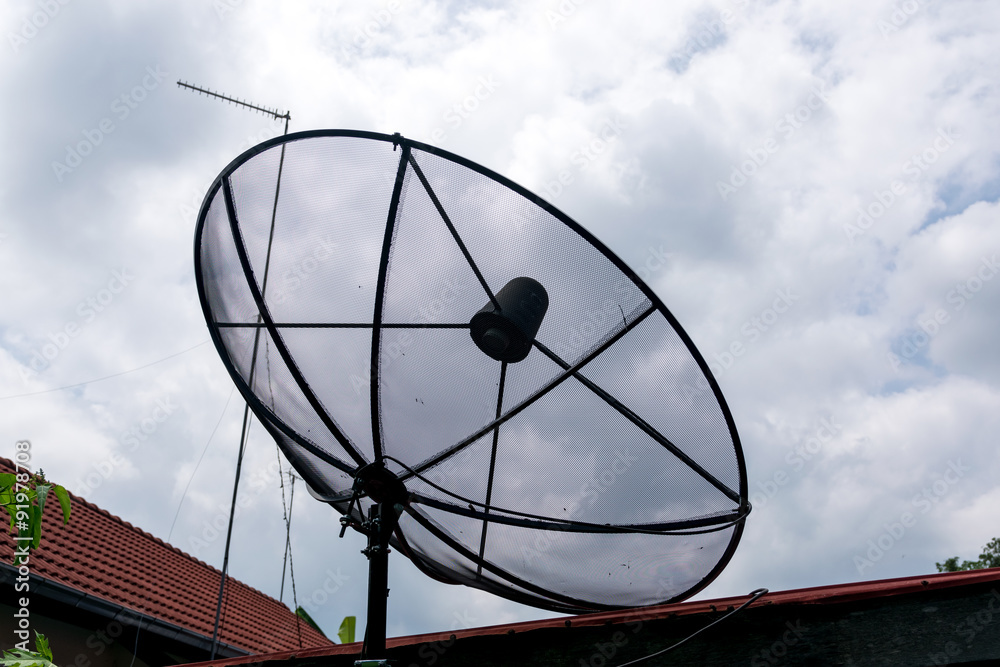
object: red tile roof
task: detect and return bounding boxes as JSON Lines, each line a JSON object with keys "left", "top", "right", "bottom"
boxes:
{"left": 0, "top": 457, "right": 333, "bottom": 654}
{"left": 179, "top": 567, "right": 1000, "bottom": 666}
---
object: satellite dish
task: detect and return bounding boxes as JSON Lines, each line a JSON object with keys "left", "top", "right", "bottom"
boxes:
{"left": 194, "top": 130, "right": 749, "bottom": 660}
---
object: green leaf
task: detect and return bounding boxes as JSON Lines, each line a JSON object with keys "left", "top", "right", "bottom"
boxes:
{"left": 935, "top": 556, "right": 961, "bottom": 573}
{"left": 30, "top": 483, "right": 51, "bottom": 550}
{"left": 52, "top": 486, "right": 71, "bottom": 524}
{"left": 35, "top": 483, "right": 51, "bottom": 517}
{"left": 338, "top": 615, "right": 356, "bottom": 644}
{"left": 0, "top": 474, "right": 22, "bottom": 532}
{"left": 937, "top": 537, "right": 1000, "bottom": 572}
{"left": 34, "top": 632, "right": 52, "bottom": 662}
{"left": 0, "top": 475, "right": 72, "bottom": 565}
{"left": 31, "top": 504, "right": 42, "bottom": 549}
{"left": 3, "top": 497, "right": 15, "bottom": 530}
{"left": 0, "top": 647, "right": 56, "bottom": 667}
{"left": 294, "top": 607, "right": 326, "bottom": 638}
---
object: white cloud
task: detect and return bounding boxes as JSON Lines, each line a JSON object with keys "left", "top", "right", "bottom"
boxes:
{"left": 2, "top": 0, "right": 999, "bottom": 643}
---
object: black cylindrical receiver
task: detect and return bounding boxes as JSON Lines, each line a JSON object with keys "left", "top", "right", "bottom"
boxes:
{"left": 470, "top": 277, "right": 549, "bottom": 363}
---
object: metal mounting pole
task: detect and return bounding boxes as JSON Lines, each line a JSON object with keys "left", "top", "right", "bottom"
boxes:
{"left": 344, "top": 463, "right": 407, "bottom": 666}
{"left": 360, "top": 501, "right": 397, "bottom": 663}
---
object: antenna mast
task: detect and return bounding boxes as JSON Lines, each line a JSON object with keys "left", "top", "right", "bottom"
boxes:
{"left": 179, "top": 79, "right": 293, "bottom": 659}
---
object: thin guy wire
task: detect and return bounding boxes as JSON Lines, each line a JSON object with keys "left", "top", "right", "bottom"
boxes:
{"left": 207, "top": 96, "right": 291, "bottom": 662}
{"left": 613, "top": 588, "right": 769, "bottom": 666}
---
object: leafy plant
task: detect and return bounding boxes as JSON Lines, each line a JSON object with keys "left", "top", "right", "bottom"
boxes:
{"left": 295, "top": 606, "right": 326, "bottom": 638}
{"left": 936, "top": 537, "right": 1000, "bottom": 572}
{"left": 0, "top": 469, "right": 71, "bottom": 563}
{"left": 293, "top": 609, "right": 356, "bottom": 644}
{"left": 1, "top": 631, "right": 57, "bottom": 667}
{"left": 338, "top": 616, "right": 356, "bottom": 644}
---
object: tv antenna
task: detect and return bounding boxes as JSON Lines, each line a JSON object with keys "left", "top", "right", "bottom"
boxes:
{"left": 177, "top": 80, "right": 290, "bottom": 128}
{"left": 194, "top": 130, "right": 752, "bottom": 665}
{"left": 178, "top": 80, "right": 296, "bottom": 658}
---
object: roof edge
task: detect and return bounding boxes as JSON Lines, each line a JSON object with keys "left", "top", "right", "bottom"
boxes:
{"left": 0, "top": 562, "right": 249, "bottom": 657}
{"left": 175, "top": 567, "right": 1000, "bottom": 667}
{"left": 0, "top": 455, "right": 307, "bottom": 617}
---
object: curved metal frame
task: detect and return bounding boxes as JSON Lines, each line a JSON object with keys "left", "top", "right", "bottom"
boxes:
{"left": 193, "top": 129, "right": 750, "bottom": 615}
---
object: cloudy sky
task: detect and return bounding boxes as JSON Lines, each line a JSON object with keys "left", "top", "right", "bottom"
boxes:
{"left": 2, "top": 0, "right": 999, "bottom": 646}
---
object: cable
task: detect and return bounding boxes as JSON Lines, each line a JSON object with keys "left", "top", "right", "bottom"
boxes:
{"left": 124, "top": 609, "right": 147, "bottom": 667}
{"left": 180, "top": 79, "right": 292, "bottom": 658}
{"left": 613, "top": 588, "right": 769, "bottom": 666}
{"left": 278, "top": 449, "right": 291, "bottom": 601}
{"left": 286, "top": 474, "right": 303, "bottom": 649}
{"left": 0, "top": 340, "right": 210, "bottom": 401}
{"left": 149, "top": 382, "right": 232, "bottom": 661}
{"left": 167, "top": 387, "right": 236, "bottom": 542}
{"left": 381, "top": 455, "right": 750, "bottom": 536}
{"left": 209, "top": 402, "right": 254, "bottom": 659}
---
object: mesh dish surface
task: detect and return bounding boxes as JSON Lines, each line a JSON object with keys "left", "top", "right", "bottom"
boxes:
{"left": 194, "top": 130, "right": 749, "bottom": 613}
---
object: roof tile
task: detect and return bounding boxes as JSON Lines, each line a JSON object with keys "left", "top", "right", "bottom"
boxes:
{"left": 0, "top": 457, "right": 334, "bottom": 654}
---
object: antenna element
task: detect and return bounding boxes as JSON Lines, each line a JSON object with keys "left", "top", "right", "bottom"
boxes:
{"left": 177, "top": 80, "right": 290, "bottom": 122}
